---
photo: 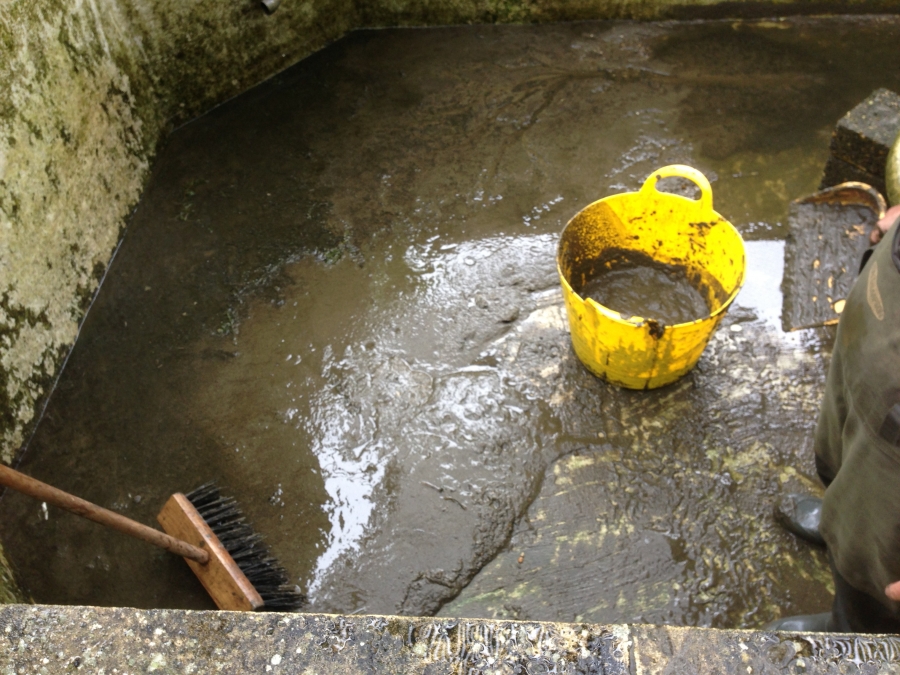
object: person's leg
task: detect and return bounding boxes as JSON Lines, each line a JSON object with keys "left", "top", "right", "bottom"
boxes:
{"left": 772, "top": 275, "right": 842, "bottom": 547}
{"left": 830, "top": 555, "right": 900, "bottom": 634}
{"left": 765, "top": 612, "right": 832, "bottom": 632}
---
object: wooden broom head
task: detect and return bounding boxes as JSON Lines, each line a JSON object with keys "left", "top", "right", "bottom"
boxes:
{"left": 159, "top": 485, "right": 305, "bottom": 612}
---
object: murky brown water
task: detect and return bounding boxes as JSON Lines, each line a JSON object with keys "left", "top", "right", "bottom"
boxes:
{"left": 580, "top": 262, "right": 710, "bottom": 324}
{"left": 2, "top": 17, "right": 900, "bottom": 627}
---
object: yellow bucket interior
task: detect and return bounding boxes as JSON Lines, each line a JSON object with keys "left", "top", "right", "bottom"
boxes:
{"left": 557, "top": 165, "right": 746, "bottom": 389}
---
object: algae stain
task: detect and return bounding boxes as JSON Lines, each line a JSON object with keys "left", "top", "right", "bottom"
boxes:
{"left": 0, "top": 545, "right": 22, "bottom": 604}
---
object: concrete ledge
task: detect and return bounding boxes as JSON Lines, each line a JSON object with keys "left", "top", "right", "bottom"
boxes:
{"left": 2, "top": 605, "right": 900, "bottom": 674}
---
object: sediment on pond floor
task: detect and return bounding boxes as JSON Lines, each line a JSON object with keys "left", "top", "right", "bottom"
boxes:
{"left": 1, "top": 17, "right": 899, "bottom": 629}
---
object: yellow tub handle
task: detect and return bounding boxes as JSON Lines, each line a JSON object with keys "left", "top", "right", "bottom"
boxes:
{"left": 639, "top": 164, "right": 713, "bottom": 214}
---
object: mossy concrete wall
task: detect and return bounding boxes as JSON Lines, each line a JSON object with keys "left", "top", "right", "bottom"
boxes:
{"left": 0, "top": 0, "right": 356, "bottom": 469}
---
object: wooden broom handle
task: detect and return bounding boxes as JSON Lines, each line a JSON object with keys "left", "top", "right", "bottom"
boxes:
{"left": 0, "top": 463, "right": 210, "bottom": 564}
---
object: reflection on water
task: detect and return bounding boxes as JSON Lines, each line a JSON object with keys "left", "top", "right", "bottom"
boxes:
{"left": 284, "top": 234, "right": 558, "bottom": 606}
{"left": 736, "top": 240, "right": 785, "bottom": 327}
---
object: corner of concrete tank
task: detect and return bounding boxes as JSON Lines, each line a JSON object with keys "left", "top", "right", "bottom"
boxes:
{"left": 0, "top": 0, "right": 358, "bottom": 607}
{"left": 0, "top": 0, "right": 358, "bottom": 467}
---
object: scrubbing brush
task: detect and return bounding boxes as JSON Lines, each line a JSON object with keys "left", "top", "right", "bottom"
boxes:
{"left": 159, "top": 482, "right": 304, "bottom": 610}
{"left": 0, "top": 464, "right": 304, "bottom": 611}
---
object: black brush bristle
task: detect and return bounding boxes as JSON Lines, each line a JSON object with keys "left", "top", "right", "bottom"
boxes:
{"left": 185, "top": 482, "right": 306, "bottom": 611}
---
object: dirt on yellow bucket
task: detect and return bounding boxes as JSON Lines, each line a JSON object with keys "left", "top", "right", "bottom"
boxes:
{"left": 557, "top": 165, "right": 745, "bottom": 389}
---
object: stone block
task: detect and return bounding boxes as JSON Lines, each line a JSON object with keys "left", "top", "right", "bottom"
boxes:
{"left": 820, "top": 88, "right": 900, "bottom": 190}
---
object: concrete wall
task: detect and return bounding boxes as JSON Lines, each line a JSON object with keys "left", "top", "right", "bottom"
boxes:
{"left": 0, "top": 0, "right": 897, "bottom": 604}
{"left": 0, "top": 0, "right": 358, "bottom": 604}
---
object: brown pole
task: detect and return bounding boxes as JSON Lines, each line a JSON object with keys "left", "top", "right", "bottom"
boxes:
{"left": 0, "top": 463, "right": 209, "bottom": 564}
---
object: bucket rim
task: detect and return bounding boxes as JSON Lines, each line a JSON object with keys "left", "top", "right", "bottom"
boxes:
{"left": 556, "top": 165, "right": 746, "bottom": 329}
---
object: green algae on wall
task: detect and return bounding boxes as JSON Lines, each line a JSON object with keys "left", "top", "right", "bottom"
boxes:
{"left": 107, "top": 0, "right": 359, "bottom": 141}
{"left": 0, "top": 0, "right": 357, "bottom": 465}
{"left": 0, "top": 0, "right": 150, "bottom": 463}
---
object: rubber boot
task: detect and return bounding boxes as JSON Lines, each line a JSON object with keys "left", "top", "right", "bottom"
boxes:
{"left": 774, "top": 493, "right": 825, "bottom": 546}
{"left": 765, "top": 613, "right": 834, "bottom": 632}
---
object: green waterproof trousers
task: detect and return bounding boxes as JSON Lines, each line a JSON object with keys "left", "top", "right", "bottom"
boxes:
{"left": 816, "top": 216, "right": 900, "bottom": 632}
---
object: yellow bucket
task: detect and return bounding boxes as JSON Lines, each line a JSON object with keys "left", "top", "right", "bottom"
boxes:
{"left": 557, "top": 165, "right": 745, "bottom": 389}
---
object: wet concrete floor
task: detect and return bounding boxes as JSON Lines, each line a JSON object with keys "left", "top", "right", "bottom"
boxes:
{"left": 2, "top": 16, "right": 900, "bottom": 628}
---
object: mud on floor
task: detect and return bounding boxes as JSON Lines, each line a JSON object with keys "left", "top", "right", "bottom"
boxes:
{"left": 2, "top": 16, "right": 900, "bottom": 627}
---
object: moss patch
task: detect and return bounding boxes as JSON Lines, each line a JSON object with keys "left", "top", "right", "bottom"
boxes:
{"left": 0, "top": 544, "right": 22, "bottom": 604}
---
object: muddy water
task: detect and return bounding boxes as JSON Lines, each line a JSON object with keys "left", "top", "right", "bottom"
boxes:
{"left": 2, "top": 17, "right": 900, "bottom": 627}
{"left": 580, "top": 263, "right": 710, "bottom": 324}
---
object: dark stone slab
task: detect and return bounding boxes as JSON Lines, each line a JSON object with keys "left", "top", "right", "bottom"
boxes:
{"left": 782, "top": 184, "right": 884, "bottom": 331}
{"left": 820, "top": 88, "right": 900, "bottom": 189}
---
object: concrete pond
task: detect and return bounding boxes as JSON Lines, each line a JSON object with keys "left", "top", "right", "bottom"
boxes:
{"left": 2, "top": 14, "right": 900, "bottom": 671}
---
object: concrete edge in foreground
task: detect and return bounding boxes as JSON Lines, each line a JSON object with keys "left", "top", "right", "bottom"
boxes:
{"left": 2, "top": 605, "right": 900, "bottom": 674}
